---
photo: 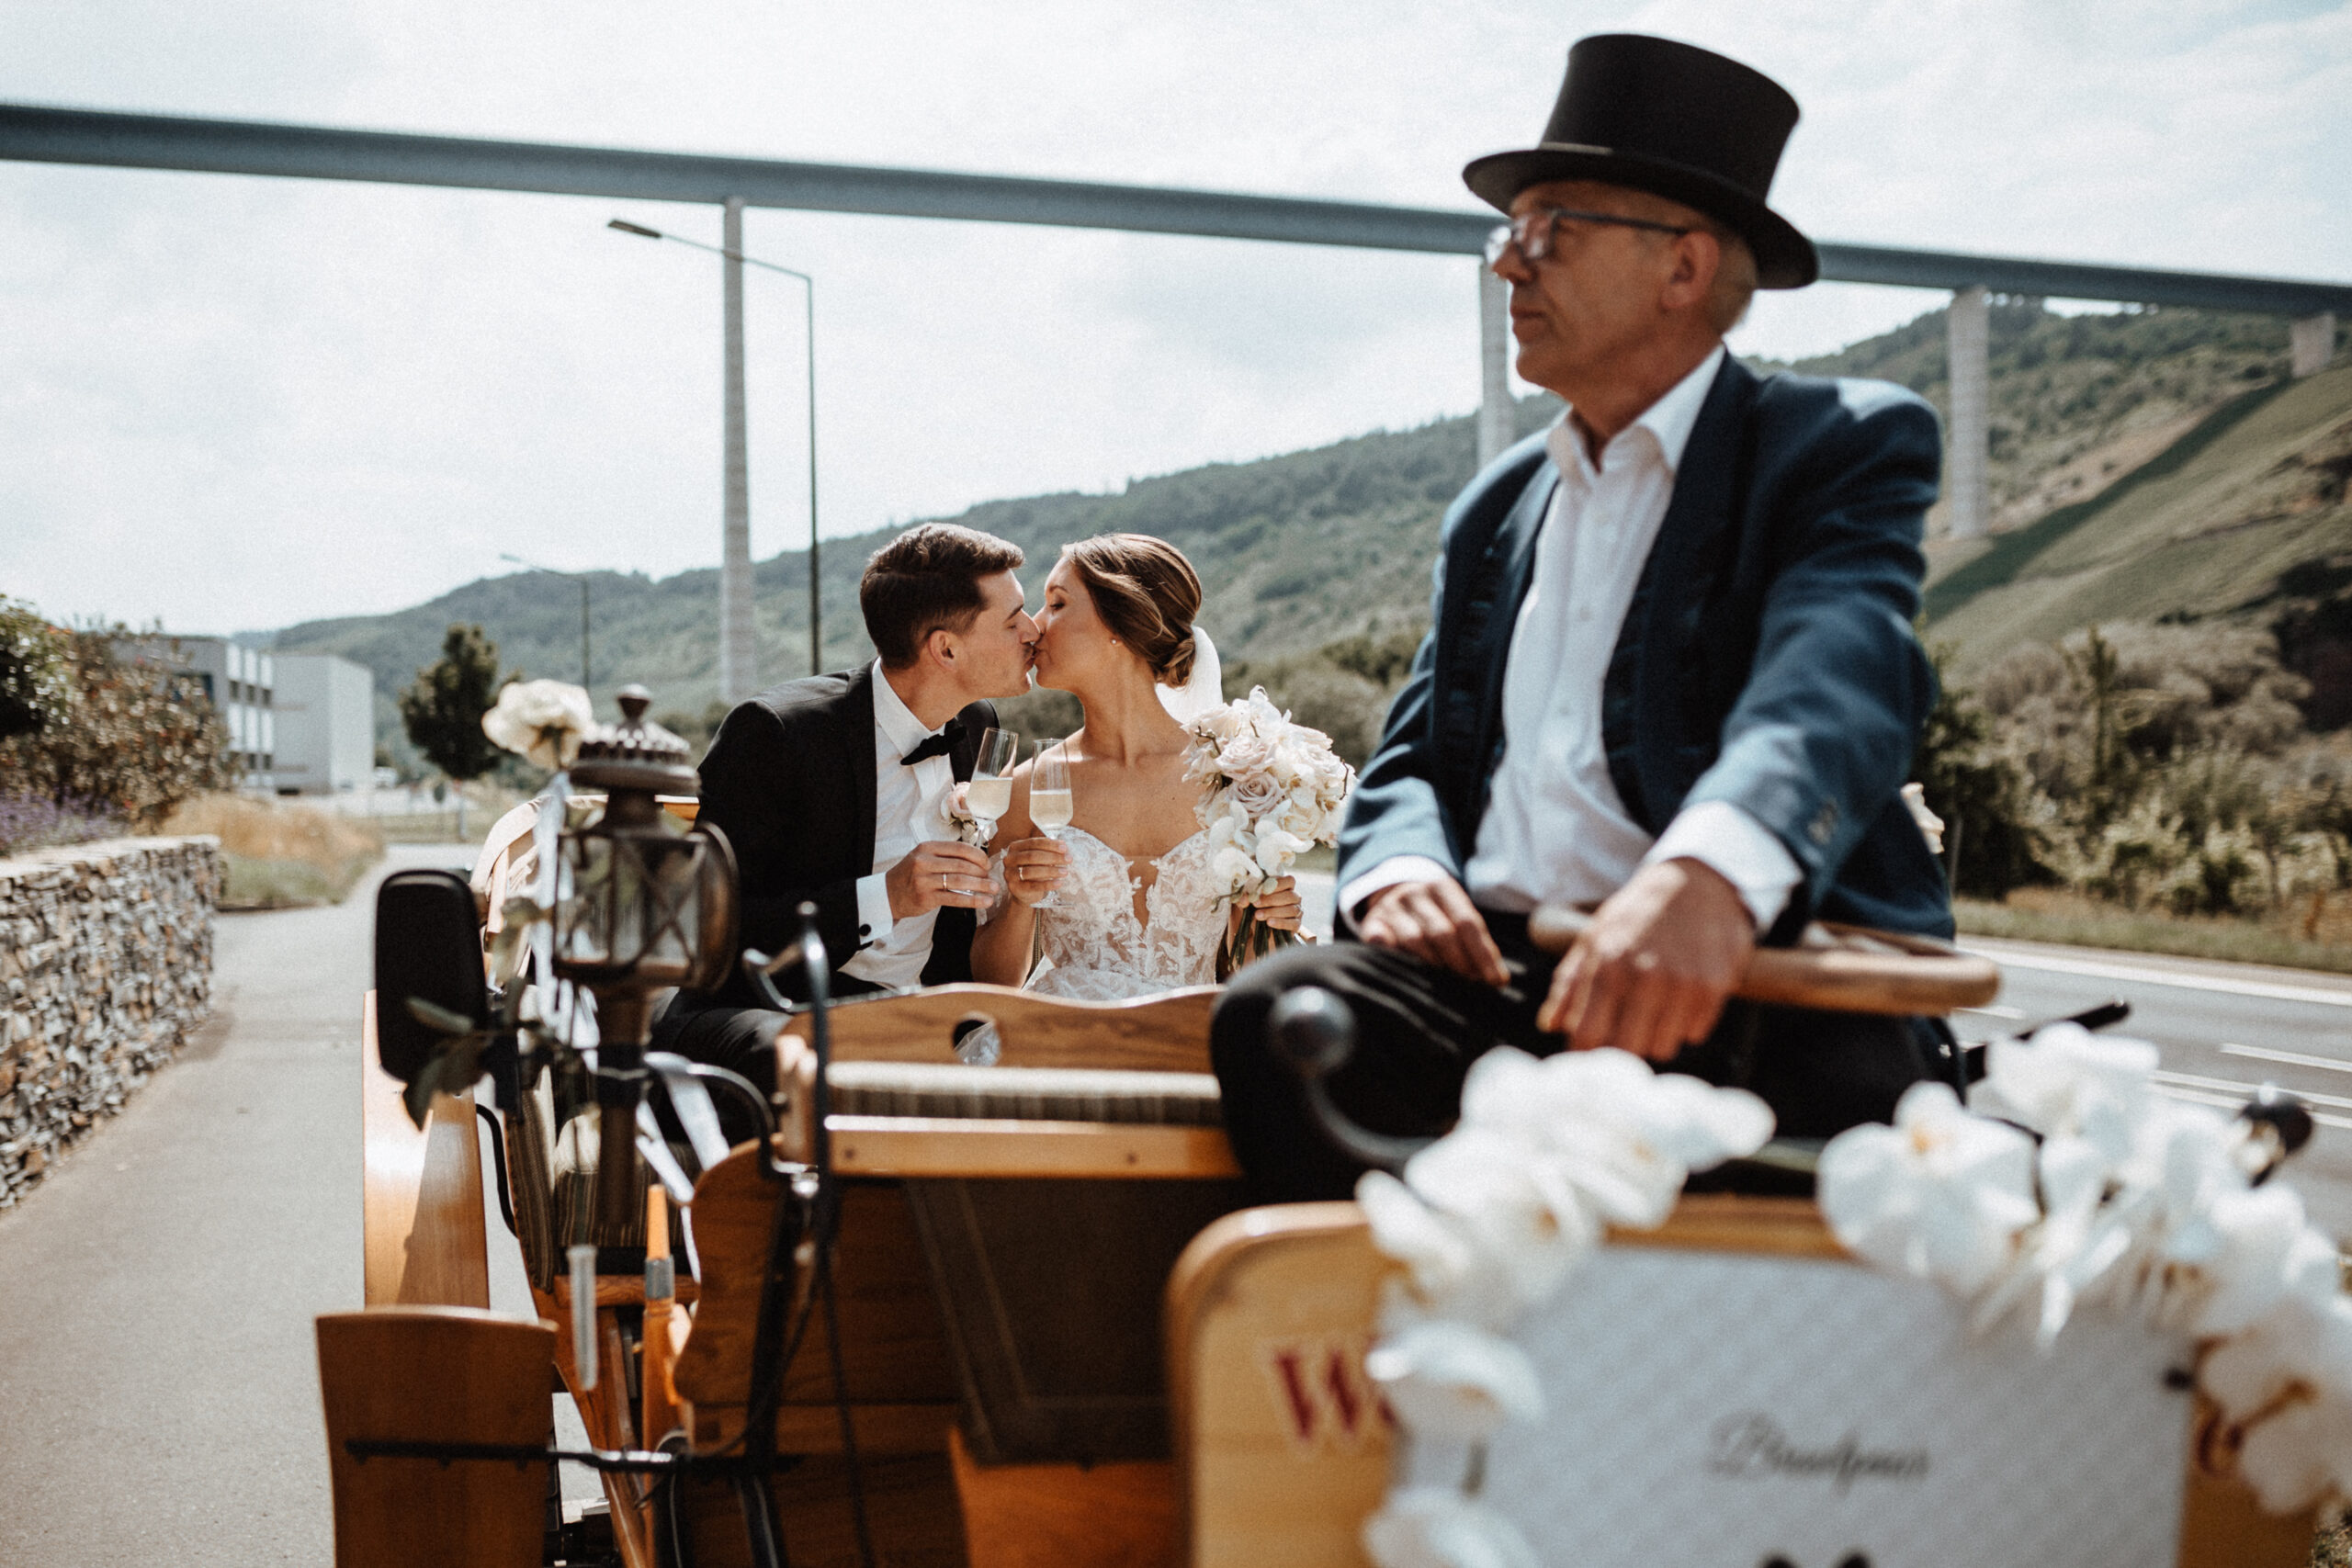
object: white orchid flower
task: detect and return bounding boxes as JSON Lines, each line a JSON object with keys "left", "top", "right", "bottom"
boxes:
{"left": 1820, "top": 1081, "right": 2040, "bottom": 1296}
{"left": 1364, "top": 1320, "right": 1544, "bottom": 1444}
{"left": 1976, "top": 1022, "right": 2160, "bottom": 1163}
{"left": 2202, "top": 1289, "right": 2352, "bottom": 1419}
{"left": 1362, "top": 1488, "right": 1541, "bottom": 1568}
{"left": 2166, "top": 1187, "right": 2343, "bottom": 1337}
{"left": 481, "top": 678, "right": 594, "bottom": 770}
{"left": 1253, "top": 824, "right": 1312, "bottom": 879}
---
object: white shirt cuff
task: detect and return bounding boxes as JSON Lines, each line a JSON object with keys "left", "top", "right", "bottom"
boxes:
{"left": 1643, "top": 801, "right": 1802, "bottom": 931}
{"left": 854, "top": 873, "right": 894, "bottom": 949}
{"left": 1336, "top": 855, "right": 1457, "bottom": 934}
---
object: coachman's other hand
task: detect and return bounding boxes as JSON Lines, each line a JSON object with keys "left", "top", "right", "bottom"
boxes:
{"left": 1359, "top": 876, "right": 1510, "bottom": 987}
{"left": 1000, "top": 837, "right": 1070, "bottom": 908}
{"left": 1540, "top": 858, "right": 1754, "bottom": 1061}
{"left": 887, "top": 840, "right": 996, "bottom": 919}
{"left": 1240, "top": 875, "right": 1305, "bottom": 933}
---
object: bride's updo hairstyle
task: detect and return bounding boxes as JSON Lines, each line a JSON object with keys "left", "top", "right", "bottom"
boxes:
{"left": 1061, "top": 534, "right": 1203, "bottom": 688}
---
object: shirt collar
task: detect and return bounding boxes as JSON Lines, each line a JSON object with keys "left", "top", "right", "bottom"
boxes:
{"left": 868, "top": 659, "right": 940, "bottom": 760}
{"left": 1546, "top": 343, "right": 1727, "bottom": 480}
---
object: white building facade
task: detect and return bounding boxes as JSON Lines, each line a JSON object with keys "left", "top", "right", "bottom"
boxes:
{"left": 269, "top": 654, "right": 375, "bottom": 795}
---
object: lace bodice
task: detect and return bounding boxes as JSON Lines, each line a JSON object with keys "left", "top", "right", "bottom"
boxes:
{"left": 989, "top": 826, "right": 1227, "bottom": 1000}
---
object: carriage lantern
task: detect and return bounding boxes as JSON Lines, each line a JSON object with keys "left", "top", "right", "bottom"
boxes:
{"left": 555, "top": 684, "right": 736, "bottom": 1240}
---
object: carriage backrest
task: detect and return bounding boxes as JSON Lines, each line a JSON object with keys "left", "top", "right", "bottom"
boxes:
{"left": 1163, "top": 1197, "right": 2313, "bottom": 1568}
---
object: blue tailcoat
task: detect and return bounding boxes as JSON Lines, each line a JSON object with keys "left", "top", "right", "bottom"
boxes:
{"left": 1339, "top": 355, "right": 1953, "bottom": 941}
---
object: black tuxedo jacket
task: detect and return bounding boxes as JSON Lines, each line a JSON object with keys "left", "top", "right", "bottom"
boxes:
{"left": 686, "top": 666, "right": 997, "bottom": 1010}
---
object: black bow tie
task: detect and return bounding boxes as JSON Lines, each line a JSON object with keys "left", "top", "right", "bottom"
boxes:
{"left": 899, "top": 718, "right": 966, "bottom": 767}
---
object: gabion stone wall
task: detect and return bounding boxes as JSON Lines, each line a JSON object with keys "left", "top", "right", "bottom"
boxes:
{"left": 0, "top": 836, "right": 220, "bottom": 1208}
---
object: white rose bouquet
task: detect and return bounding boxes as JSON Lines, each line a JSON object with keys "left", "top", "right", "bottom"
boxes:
{"left": 481, "top": 678, "right": 595, "bottom": 771}
{"left": 1182, "top": 686, "right": 1354, "bottom": 976}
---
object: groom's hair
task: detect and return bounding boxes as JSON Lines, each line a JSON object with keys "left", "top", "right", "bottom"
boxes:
{"left": 862, "top": 524, "right": 1025, "bottom": 669}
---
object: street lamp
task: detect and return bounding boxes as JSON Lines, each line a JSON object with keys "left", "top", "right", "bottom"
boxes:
{"left": 608, "top": 212, "right": 824, "bottom": 685}
{"left": 499, "top": 552, "right": 591, "bottom": 690}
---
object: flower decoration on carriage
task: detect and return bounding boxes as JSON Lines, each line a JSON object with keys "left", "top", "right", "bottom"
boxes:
{"left": 481, "top": 677, "right": 596, "bottom": 771}
{"left": 1181, "top": 686, "right": 1355, "bottom": 973}
{"left": 1355, "top": 1045, "right": 1774, "bottom": 1568}
{"left": 1818, "top": 1022, "right": 2352, "bottom": 1516}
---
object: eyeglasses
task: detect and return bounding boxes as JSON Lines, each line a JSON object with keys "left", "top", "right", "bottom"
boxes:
{"left": 1484, "top": 205, "right": 1692, "bottom": 267}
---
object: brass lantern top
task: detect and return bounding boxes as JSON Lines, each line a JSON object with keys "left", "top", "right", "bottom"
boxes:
{"left": 571, "top": 685, "right": 697, "bottom": 796}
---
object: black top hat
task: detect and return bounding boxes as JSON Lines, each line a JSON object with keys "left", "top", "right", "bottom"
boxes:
{"left": 1464, "top": 34, "right": 1818, "bottom": 289}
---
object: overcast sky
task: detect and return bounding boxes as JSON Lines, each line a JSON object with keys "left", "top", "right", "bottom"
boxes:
{"left": 4, "top": 0, "right": 2346, "bottom": 636}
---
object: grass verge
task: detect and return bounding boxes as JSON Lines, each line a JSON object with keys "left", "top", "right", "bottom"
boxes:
{"left": 161, "top": 794, "right": 386, "bottom": 910}
{"left": 1956, "top": 888, "right": 2352, "bottom": 976}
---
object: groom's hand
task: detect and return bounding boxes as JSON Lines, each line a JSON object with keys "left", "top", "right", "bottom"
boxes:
{"left": 1360, "top": 877, "right": 1510, "bottom": 987}
{"left": 887, "top": 840, "right": 995, "bottom": 919}
{"left": 1539, "top": 858, "right": 1752, "bottom": 1060}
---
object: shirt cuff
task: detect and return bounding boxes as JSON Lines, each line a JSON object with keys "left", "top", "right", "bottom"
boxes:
{"left": 1336, "top": 855, "right": 1457, "bottom": 934}
{"left": 854, "top": 873, "right": 894, "bottom": 949}
{"left": 1644, "top": 801, "right": 1801, "bottom": 931}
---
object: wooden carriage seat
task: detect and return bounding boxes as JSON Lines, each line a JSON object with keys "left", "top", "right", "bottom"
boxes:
{"left": 1165, "top": 1199, "right": 2317, "bottom": 1568}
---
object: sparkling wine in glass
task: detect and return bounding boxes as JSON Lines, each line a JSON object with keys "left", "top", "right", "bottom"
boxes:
{"left": 1027, "top": 739, "right": 1074, "bottom": 908}
{"left": 965, "top": 728, "right": 1018, "bottom": 843}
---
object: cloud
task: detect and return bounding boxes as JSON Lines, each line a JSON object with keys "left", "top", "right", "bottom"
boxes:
{"left": 0, "top": 0, "right": 2345, "bottom": 632}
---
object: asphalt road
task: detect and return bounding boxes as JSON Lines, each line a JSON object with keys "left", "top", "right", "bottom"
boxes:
{"left": 0, "top": 843, "right": 473, "bottom": 1566}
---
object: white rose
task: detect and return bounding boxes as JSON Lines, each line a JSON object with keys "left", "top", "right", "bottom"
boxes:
{"left": 482, "top": 679, "right": 594, "bottom": 770}
{"left": 1219, "top": 732, "right": 1277, "bottom": 776}
{"left": 1230, "top": 771, "right": 1286, "bottom": 821}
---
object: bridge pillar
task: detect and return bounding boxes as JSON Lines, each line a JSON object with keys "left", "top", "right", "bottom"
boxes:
{"left": 1478, "top": 265, "right": 1514, "bottom": 468}
{"left": 719, "top": 196, "right": 756, "bottom": 705}
{"left": 2291, "top": 312, "right": 2338, "bottom": 378}
{"left": 1945, "top": 285, "right": 1991, "bottom": 540}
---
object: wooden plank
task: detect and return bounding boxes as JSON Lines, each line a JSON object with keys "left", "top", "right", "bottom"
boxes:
{"left": 549, "top": 1274, "right": 701, "bottom": 1308}
{"left": 687, "top": 1401, "right": 961, "bottom": 1456}
{"left": 828, "top": 1116, "right": 1240, "bottom": 1179}
{"left": 949, "top": 1427, "right": 1178, "bottom": 1568}
{"left": 359, "top": 991, "right": 490, "bottom": 1309}
{"left": 673, "top": 1156, "right": 957, "bottom": 1414}
{"left": 777, "top": 985, "right": 1217, "bottom": 1073}
{"left": 673, "top": 1450, "right": 967, "bottom": 1568}
{"left": 316, "top": 1307, "right": 552, "bottom": 1568}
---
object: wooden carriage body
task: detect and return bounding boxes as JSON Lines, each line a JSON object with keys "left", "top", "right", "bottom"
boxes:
{"left": 324, "top": 802, "right": 2315, "bottom": 1567}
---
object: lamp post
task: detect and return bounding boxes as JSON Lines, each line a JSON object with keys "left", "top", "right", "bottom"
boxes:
{"left": 609, "top": 214, "right": 824, "bottom": 685}
{"left": 499, "top": 552, "right": 591, "bottom": 690}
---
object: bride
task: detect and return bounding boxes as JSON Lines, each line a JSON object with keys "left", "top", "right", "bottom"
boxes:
{"left": 969, "top": 533, "right": 1303, "bottom": 998}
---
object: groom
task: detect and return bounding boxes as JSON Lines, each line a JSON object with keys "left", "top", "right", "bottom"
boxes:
{"left": 1212, "top": 35, "right": 1955, "bottom": 1201}
{"left": 652, "top": 523, "right": 1037, "bottom": 1090}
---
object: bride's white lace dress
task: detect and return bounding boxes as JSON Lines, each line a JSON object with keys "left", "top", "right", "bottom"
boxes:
{"left": 989, "top": 826, "right": 1226, "bottom": 999}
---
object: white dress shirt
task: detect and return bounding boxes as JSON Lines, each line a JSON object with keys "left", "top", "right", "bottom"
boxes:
{"left": 841, "top": 660, "right": 959, "bottom": 989}
{"left": 1341, "top": 346, "right": 1801, "bottom": 931}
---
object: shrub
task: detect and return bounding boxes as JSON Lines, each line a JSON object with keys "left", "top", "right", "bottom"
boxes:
{"left": 0, "top": 792, "right": 126, "bottom": 859}
{"left": 0, "top": 625, "right": 234, "bottom": 827}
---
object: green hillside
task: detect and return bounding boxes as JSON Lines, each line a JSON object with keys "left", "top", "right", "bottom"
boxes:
{"left": 268, "top": 299, "right": 2344, "bottom": 763}
{"left": 1924, "top": 364, "right": 2352, "bottom": 671}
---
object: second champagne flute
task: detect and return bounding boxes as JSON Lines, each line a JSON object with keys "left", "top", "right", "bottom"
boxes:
{"left": 964, "top": 727, "right": 1019, "bottom": 846}
{"left": 1026, "top": 739, "right": 1073, "bottom": 908}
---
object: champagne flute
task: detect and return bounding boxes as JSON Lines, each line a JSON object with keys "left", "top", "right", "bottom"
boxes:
{"left": 1026, "top": 739, "right": 1074, "bottom": 908}
{"left": 964, "top": 728, "right": 1019, "bottom": 845}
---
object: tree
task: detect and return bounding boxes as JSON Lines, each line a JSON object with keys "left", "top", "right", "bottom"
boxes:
{"left": 1913, "top": 645, "right": 2049, "bottom": 899}
{"left": 399, "top": 624, "right": 506, "bottom": 840}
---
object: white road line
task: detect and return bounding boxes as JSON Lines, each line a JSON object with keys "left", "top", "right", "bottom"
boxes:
{"left": 2154, "top": 1083, "right": 2352, "bottom": 1133}
{"left": 2222, "top": 1043, "right": 2352, "bottom": 1077}
{"left": 2154, "top": 1068, "right": 2352, "bottom": 1113}
{"left": 1971, "top": 949, "right": 2352, "bottom": 1009}
{"left": 1960, "top": 1005, "right": 2026, "bottom": 1020}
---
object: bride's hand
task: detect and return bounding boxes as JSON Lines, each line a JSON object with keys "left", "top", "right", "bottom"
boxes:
{"left": 1247, "top": 875, "right": 1304, "bottom": 932}
{"left": 1001, "top": 838, "right": 1070, "bottom": 908}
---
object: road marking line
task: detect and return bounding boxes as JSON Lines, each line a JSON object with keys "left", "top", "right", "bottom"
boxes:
{"left": 2154, "top": 1069, "right": 2352, "bottom": 1113}
{"left": 2154, "top": 1083, "right": 2352, "bottom": 1133}
{"left": 1961, "top": 1005, "right": 2026, "bottom": 1020}
{"left": 2222, "top": 1043, "right": 2352, "bottom": 1077}
{"left": 1970, "top": 949, "right": 2352, "bottom": 1009}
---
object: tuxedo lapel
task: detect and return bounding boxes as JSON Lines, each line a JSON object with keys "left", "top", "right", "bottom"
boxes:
{"left": 843, "top": 666, "right": 878, "bottom": 879}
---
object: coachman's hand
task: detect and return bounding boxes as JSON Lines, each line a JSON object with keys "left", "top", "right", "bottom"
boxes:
{"left": 1359, "top": 876, "right": 1509, "bottom": 987}
{"left": 1540, "top": 858, "right": 1753, "bottom": 1061}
